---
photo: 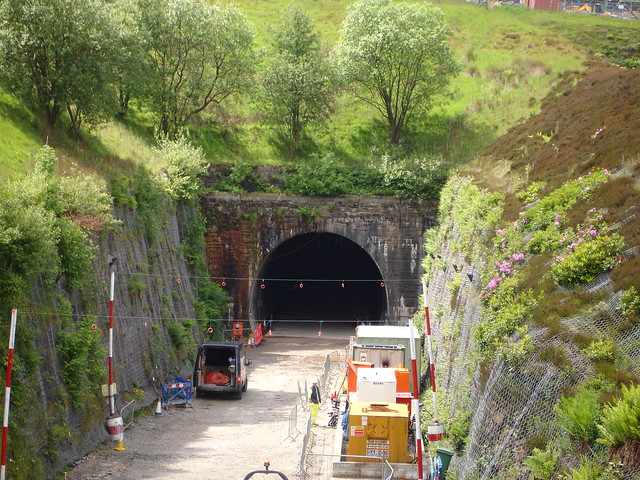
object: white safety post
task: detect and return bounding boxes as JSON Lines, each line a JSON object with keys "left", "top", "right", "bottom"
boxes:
{"left": 1, "top": 309, "right": 18, "bottom": 480}
{"left": 108, "top": 261, "right": 116, "bottom": 416}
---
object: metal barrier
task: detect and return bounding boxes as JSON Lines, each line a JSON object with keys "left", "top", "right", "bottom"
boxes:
{"left": 384, "top": 460, "right": 394, "bottom": 480}
{"left": 303, "top": 453, "right": 394, "bottom": 480}
{"left": 286, "top": 404, "right": 303, "bottom": 441}
{"left": 120, "top": 399, "right": 136, "bottom": 430}
{"left": 161, "top": 377, "right": 193, "bottom": 408}
{"left": 297, "top": 347, "right": 349, "bottom": 479}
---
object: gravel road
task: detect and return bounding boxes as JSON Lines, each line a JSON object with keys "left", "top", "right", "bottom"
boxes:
{"left": 65, "top": 324, "right": 352, "bottom": 480}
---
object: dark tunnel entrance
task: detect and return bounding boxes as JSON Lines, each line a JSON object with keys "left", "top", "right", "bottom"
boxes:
{"left": 251, "top": 232, "right": 387, "bottom": 330}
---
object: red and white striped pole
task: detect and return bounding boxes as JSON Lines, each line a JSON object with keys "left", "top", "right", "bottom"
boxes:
{"left": 1, "top": 309, "right": 18, "bottom": 480}
{"left": 108, "top": 262, "right": 116, "bottom": 416}
{"left": 105, "top": 259, "right": 125, "bottom": 451}
{"left": 409, "top": 317, "right": 424, "bottom": 480}
{"left": 422, "top": 279, "right": 438, "bottom": 422}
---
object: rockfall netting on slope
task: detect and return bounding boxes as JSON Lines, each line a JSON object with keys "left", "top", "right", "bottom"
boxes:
{"left": 25, "top": 203, "right": 199, "bottom": 475}
{"left": 422, "top": 175, "right": 640, "bottom": 479}
{"left": 451, "top": 294, "right": 640, "bottom": 480}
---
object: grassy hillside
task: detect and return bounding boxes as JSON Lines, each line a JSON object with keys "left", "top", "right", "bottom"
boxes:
{"left": 0, "top": 1, "right": 639, "bottom": 178}
{"left": 0, "top": 91, "right": 42, "bottom": 177}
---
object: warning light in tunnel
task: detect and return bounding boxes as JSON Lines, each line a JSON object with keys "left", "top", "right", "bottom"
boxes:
{"left": 206, "top": 327, "right": 214, "bottom": 334}
{"left": 341, "top": 281, "right": 345, "bottom": 288}
{"left": 260, "top": 282, "right": 266, "bottom": 289}
{"left": 299, "top": 283, "right": 304, "bottom": 288}
{"left": 380, "top": 282, "right": 385, "bottom": 287}
{"left": 221, "top": 279, "right": 226, "bottom": 287}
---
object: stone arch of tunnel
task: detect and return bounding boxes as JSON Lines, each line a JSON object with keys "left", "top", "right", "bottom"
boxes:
{"left": 250, "top": 232, "right": 387, "bottom": 329}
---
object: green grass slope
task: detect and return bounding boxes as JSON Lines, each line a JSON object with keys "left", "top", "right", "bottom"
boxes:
{"left": 0, "top": 1, "right": 638, "bottom": 177}
{"left": 0, "top": 91, "right": 43, "bottom": 177}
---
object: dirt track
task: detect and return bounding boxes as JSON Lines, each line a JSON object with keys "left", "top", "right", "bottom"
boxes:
{"left": 65, "top": 326, "right": 351, "bottom": 480}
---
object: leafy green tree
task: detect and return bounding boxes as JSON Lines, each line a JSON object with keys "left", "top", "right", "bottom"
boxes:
{"left": 56, "top": 218, "right": 96, "bottom": 289}
{"left": 0, "top": 145, "right": 115, "bottom": 286}
{"left": 154, "top": 132, "right": 209, "bottom": 200}
{"left": 137, "top": 0, "right": 256, "bottom": 136}
{"left": 260, "top": 6, "right": 336, "bottom": 158}
{"left": 334, "top": 0, "right": 459, "bottom": 145}
{"left": 0, "top": 180, "right": 59, "bottom": 275}
{"left": 0, "top": 0, "right": 120, "bottom": 138}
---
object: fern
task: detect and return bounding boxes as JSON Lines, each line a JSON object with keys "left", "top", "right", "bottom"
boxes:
{"left": 554, "top": 387, "right": 600, "bottom": 444}
{"left": 523, "top": 445, "right": 557, "bottom": 479}
{"left": 597, "top": 384, "right": 640, "bottom": 446}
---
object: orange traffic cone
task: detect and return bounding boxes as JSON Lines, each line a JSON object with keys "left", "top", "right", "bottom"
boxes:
{"left": 155, "top": 397, "right": 162, "bottom": 415}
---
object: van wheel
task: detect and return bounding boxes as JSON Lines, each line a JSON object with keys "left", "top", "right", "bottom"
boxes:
{"left": 242, "top": 379, "right": 248, "bottom": 392}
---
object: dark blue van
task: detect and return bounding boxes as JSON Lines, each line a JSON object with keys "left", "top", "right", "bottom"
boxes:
{"left": 193, "top": 341, "right": 249, "bottom": 399}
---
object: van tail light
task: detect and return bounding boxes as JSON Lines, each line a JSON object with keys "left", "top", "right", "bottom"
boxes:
{"left": 237, "top": 374, "right": 242, "bottom": 385}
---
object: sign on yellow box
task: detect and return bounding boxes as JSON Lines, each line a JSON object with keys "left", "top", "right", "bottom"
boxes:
{"left": 366, "top": 439, "right": 390, "bottom": 458}
{"left": 347, "top": 402, "right": 409, "bottom": 463}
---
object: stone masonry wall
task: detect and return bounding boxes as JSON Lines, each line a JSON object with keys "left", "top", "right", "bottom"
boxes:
{"left": 200, "top": 193, "right": 437, "bottom": 327}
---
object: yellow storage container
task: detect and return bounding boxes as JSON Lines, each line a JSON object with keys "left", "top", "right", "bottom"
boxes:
{"left": 347, "top": 402, "right": 409, "bottom": 463}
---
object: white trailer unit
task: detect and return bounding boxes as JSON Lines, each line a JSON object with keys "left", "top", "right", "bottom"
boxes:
{"left": 355, "top": 325, "right": 422, "bottom": 390}
{"left": 356, "top": 368, "right": 397, "bottom": 404}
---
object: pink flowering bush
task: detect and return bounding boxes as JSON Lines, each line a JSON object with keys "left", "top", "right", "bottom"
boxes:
{"left": 477, "top": 173, "right": 617, "bottom": 362}
{"left": 511, "top": 252, "right": 525, "bottom": 263}
{"left": 551, "top": 233, "right": 624, "bottom": 287}
{"left": 526, "top": 207, "right": 609, "bottom": 256}
{"left": 486, "top": 276, "right": 503, "bottom": 291}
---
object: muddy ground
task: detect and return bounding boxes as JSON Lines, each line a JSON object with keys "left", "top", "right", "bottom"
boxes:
{"left": 65, "top": 325, "right": 352, "bottom": 480}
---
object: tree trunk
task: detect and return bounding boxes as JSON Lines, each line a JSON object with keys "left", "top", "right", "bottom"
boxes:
{"left": 388, "top": 120, "right": 402, "bottom": 145}
{"left": 290, "top": 109, "right": 301, "bottom": 160}
{"left": 161, "top": 113, "right": 170, "bottom": 137}
{"left": 117, "top": 88, "right": 130, "bottom": 118}
{"left": 67, "top": 104, "right": 85, "bottom": 142}
{"left": 46, "top": 103, "right": 61, "bottom": 128}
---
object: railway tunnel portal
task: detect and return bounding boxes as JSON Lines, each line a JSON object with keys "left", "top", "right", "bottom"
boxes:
{"left": 201, "top": 192, "right": 436, "bottom": 333}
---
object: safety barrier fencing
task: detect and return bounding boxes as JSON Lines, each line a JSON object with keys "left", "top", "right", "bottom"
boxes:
{"left": 303, "top": 453, "right": 394, "bottom": 480}
{"left": 223, "top": 321, "right": 266, "bottom": 346}
{"left": 296, "top": 347, "right": 348, "bottom": 479}
{"left": 120, "top": 399, "right": 136, "bottom": 430}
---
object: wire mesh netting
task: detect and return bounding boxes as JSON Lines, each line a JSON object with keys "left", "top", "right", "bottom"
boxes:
{"left": 424, "top": 189, "right": 640, "bottom": 479}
